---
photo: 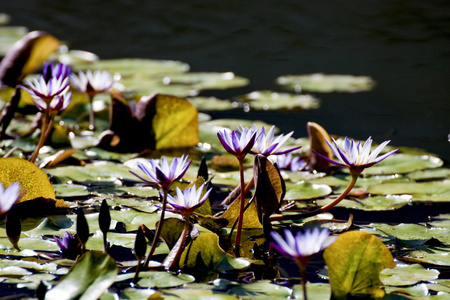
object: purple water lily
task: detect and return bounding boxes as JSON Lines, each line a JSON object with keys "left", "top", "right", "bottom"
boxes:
{"left": 54, "top": 231, "right": 75, "bottom": 251}
{"left": 251, "top": 125, "right": 301, "bottom": 156}
{"left": 217, "top": 126, "right": 257, "bottom": 160}
{"left": 0, "top": 182, "right": 21, "bottom": 216}
{"left": 271, "top": 228, "right": 337, "bottom": 263}
{"left": 20, "top": 63, "right": 70, "bottom": 104}
{"left": 166, "top": 183, "right": 212, "bottom": 217}
{"left": 313, "top": 136, "right": 399, "bottom": 175}
{"left": 276, "top": 152, "right": 308, "bottom": 172}
{"left": 130, "top": 155, "right": 191, "bottom": 190}
{"left": 33, "top": 91, "right": 72, "bottom": 114}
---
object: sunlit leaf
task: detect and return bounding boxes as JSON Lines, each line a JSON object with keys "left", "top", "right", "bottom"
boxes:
{"left": 307, "top": 122, "right": 333, "bottom": 172}
{"left": 284, "top": 181, "right": 332, "bottom": 201}
{"left": 44, "top": 251, "right": 117, "bottom": 300}
{"left": 380, "top": 264, "right": 439, "bottom": 286}
{"left": 276, "top": 73, "right": 376, "bottom": 93}
{"left": 238, "top": 90, "right": 320, "bottom": 111}
{"left": 163, "top": 72, "right": 249, "bottom": 91}
{"left": 368, "top": 181, "right": 450, "bottom": 202}
{"left": 188, "top": 96, "right": 236, "bottom": 111}
{"left": 229, "top": 281, "right": 291, "bottom": 298}
{"left": 323, "top": 230, "right": 395, "bottom": 299}
{"left": 363, "top": 154, "right": 443, "bottom": 175}
{"left": 0, "top": 31, "right": 59, "bottom": 87}
{"left": 315, "top": 195, "right": 411, "bottom": 211}
{"left": 179, "top": 233, "right": 250, "bottom": 272}
{"left": 0, "top": 157, "right": 55, "bottom": 201}
{"left": 132, "top": 271, "right": 195, "bottom": 288}
{"left": 151, "top": 94, "right": 199, "bottom": 149}
{"left": 0, "top": 26, "right": 28, "bottom": 56}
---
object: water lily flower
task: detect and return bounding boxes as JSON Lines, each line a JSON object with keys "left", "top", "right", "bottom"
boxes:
{"left": 70, "top": 70, "right": 114, "bottom": 97}
{"left": 313, "top": 136, "right": 399, "bottom": 175}
{"left": 167, "top": 183, "right": 212, "bottom": 217}
{"left": 54, "top": 231, "right": 75, "bottom": 251}
{"left": 252, "top": 125, "right": 301, "bottom": 156}
{"left": 42, "top": 62, "right": 71, "bottom": 82}
{"left": 20, "top": 64, "right": 70, "bottom": 103}
{"left": 271, "top": 228, "right": 337, "bottom": 300}
{"left": 217, "top": 126, "right": 257, "bottom": 160}
{"left": 275, "top": 152, "right": 308, "bottom": 172}
{"left": 33, "top": 91, "right": 72, "bottom": 115}
{"left": 271, "top": 228, "right": 337, "bottom": 263}
{"left": 0, "top": 182, "right": 21, "bottom": 216}
{"left": 130, "top": 155, "right": 192, "bottom": 190}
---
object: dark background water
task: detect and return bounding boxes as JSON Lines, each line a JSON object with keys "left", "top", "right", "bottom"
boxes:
{"left": 3, "top": 0, "right": 450, "bottom": 161}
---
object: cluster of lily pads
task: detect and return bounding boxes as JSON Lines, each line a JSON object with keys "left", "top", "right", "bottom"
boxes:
{"left": 0, "top": 28, "right": 449, "bottom": 300}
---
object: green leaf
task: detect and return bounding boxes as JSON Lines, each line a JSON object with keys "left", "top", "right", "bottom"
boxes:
{"left": 363, "top": 154, "right": 443, "bottom": 175}
{"left": 284, "top": 181, "right": 332, "bottom": 201}
{"left": 276, "top": 73, "right": 375, "bottom": 93}
{"left": 380, "top": 264, "right": 439, "bottom": 286}
{"left": 179, "top": 233, "right": 250, "bottom": 272}
{"left": 368, "top": 181, "right": 450, "bottom": 202}
{"left": 135, "top": 271, "right": 195, "bottom": 288}
{"left": 45, "top": 251, "right": 117, "bottom": 300}
{"left": 323, "top": 231, "right": 395, "bottom": 299}
{"left": 238, "top": 90, "right": 320, "bottom": 111}
{"left": 315, "top": 195, "right": 411, "bottom": 211}
{"left": 229, "top": 281, "right": 291, "bottom": 298}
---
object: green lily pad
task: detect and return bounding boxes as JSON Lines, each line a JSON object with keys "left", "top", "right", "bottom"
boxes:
{"left": 403, "top": 248, "right": 450, "bottom": 266}
{"left": 316, "top": 195, "right": 411, "bottom": 211}
{"left": 162, "top": 72, "right": 249, "bottom": 91}
{"left": 135, "top": 271, "right": 195, "bottom": 288}
{"left": 118, "top": 288, "right": 159, "bottom": 300}
{"left": 53, "top": 184, "right": 89, "bottom": 198}
{"left": 363, "top": 154, "right": 443, "bottom": 175}
{"left": 368, "top": 223, "right": 450, "bottom": 246}
{"left": 229, "top": 281, "right": 291, "bottom": 298}
{"left": 368, "top": 181, "right": 450, "bottom": 202}
{"left": 188, "top": 96, "right": 236, "bottom": 111}
{"left": 380, "top": 264, "right": 439, "bottom": 286}
{"left": 74, "top": 58, "right": 190, "bottom": 77}
{"left": 45, "top": 251, "right": 117, "bottom": 300}
{"left": 407, "top": 168, "right": 450, "bottom": 181}
{"left": 284, "top": 181, "right": 332, "bottom": 201}
{"left": 159, "top": 288, "right": 238, "bottom": 300}
{"left": 276, "top": 73, "right": 375, "bottom": 93}
{"left": 238, "top": 90, "right": 320, "bottom": 111}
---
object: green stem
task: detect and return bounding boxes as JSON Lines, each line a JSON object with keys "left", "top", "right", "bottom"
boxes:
{"left": 29, "top": 111, "right": 53, "bottom": 163}
{"left": 144, "top": 188, "right": 168, "bottom": 269}
{"left": 168, "top": 216, "right": 190, "bottom": 271}
{"left": 268, "top": 173, "right": 359, "bottom": 222}
{"left": 234, "top": 158, "right": 246, "bottom": 257}
{"left": 299, "top": 264, "right": 308, "bottom": 300}
{"left": 132, "top": 256, "right": 143, "bottom": 284}
{"left": 88, "top": 94, "right": 95, "bottom": 130}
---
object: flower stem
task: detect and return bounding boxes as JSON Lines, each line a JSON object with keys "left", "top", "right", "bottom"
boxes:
{"left": 298, "top": 263, "right": 308, "bottom": 300}
{"left": 168, "top": 216, "right": 190, "bottom": 271}
{"left": 29, "top": 111, "right": 53, "bottom": 163}
{"left": 88, "top": 94, "right": 95, "bottom": 130}
{"left": 144, "top": 188, "right": 168, "bottom": 269}
{"left": 268, "top": 174, "right": 359, "bottom": 222}
{"left": 234, "top": 158, "right": 246, "bottom": 257}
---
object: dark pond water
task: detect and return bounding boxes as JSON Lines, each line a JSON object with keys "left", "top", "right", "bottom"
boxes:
{"left": 3, "top": 0, "right": 450, "bottom": 161}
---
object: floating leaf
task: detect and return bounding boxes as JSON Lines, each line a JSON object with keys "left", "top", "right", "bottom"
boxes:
{"left": 363, "top": 154, "right": 443, "bottom": 175}
{"left": 229, "top": 281, "right": 291, "bottom": 298}
{"left": 407, "top": 168, "right": 450, "bottom": 181}
{"left": 380, "top": 264, "right": 439, "bottom": 286}
{"left": 368, "top": 181, "right": 450, "bottom": 202}
{"left": 188, "top": 96, "right": 236, "bottom": 111}
{"left": 284, "top": 181, "right": 332, "bottom": 201}
{"left": 136, "top": 271, "right": 195, "bottom": 288}
{"left": 179, "top": 233, "right": 250, "bottom": 272}
{"left": 163, "top": 72, "right": 249, "bottom": 91}
{"left": 0, "top": 157, "right": 55, "bottom": 202}
{"left": 276, "top": 73, "right": 375, "bottom": 93}
{"left": 44, "top": 251, "right": 117, "bottom": 300}
{"left": 315, "top": 195, "right": 411, "bottom": 211}
{"left": 323, "top": 231, "right": 395, "bottom": 299}
{"left": 0, "top": 26, "right": 28, "bottom": 56}
{"left": 238, "top": 90, "right": 320, "bottom": 111}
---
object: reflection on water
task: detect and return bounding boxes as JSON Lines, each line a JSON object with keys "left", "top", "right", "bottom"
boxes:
{"left": 3, "top": 0, "right": 450, "bottom": 160}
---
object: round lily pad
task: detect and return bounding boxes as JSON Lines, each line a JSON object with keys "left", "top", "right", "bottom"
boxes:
{"left": 238, "top": 90, "right": 320, "bottom": 111}
{"left": 380, "top": 264, "right": 439, "bottom": 286}
{"left": 368, "top": 181, "right": 450, "bottom": 202}
{"left": 363, "top": 154, "right": 443, "bottom": 175}
{"left": 276, "top": 73, "right": 376, "bottom": 93}
{"left": 284, "top": 181, "right": 332, "bottom": 201}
